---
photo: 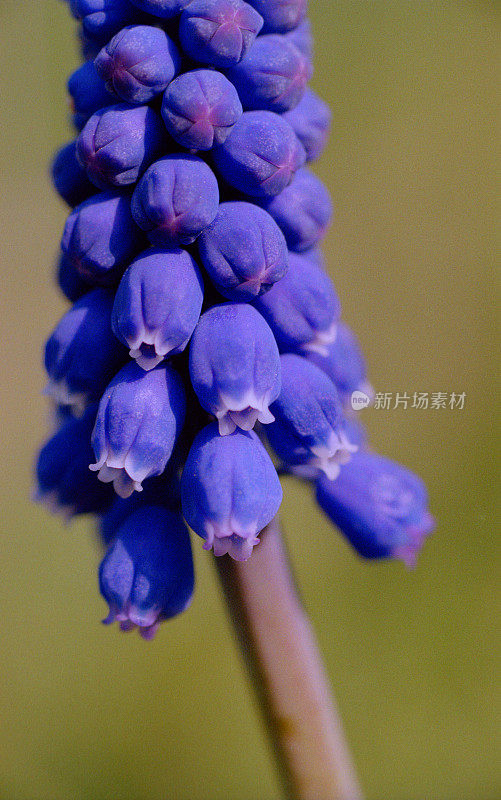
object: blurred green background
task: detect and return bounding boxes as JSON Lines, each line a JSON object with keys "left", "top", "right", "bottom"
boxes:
{"left": 0, "top": 2, "right": 499, "bottom": 799}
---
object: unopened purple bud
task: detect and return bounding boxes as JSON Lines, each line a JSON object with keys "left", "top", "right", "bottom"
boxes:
{"left": 260, "top": 167, "right": 332, "bottom": 252}
{"left": 95, "top": 25, "right": 180, "bottom": 104}
{"left": 305, "top": 322, "right": 373, "bottom": 408}
{"left": 284, "top": 17, "right": 312, "bottom": 60}
{"left": 283, "top": 88, "right": 331, "bottom": 162}
{"left": 226, "top": 34, "right": 311, "bottom": 113}
{"left": 44, "top": 289, "right": 126, "bottom": 413}
{"left": 69, "top": 0, "right": 139, "bottom": 41}
{"left": 112, "top": 248, "right": 204, "bottom": 369}
{"left": 51, "top": 140, "right": 97, "bottom": 207}
{"left": 161, "top": 69, "right": 242, "bottom": 151}
{"left": 247, "top": 0, "right": 306, "bottom": 34}
{"left": 267, "top": 354, "right": 357, "bottom": 479}
{"left": 56, "top": 254, "right": 92, "bottom": 302}
{"left": 179, "top": 0, "right": 263, "bottom": 69}
{"left": 213, "top": 110, "right": 305, "bottom": 197}
{"left": 181, "top": 423, "right": 282, "bottom": 560}
{"left": 36, "top": 405, "right": 113, "bottom": 518}
{"left": 90, "top": 362, "right": 185, "bottom": 497}
{"left": 131, "top": 155, "right": 219, "bottom": 246}
{"left": 100, "top": 504, "right": 194, "bottom": 637}
{"left": 67, "top": 60, "right": 116, "bottom": 131}
{"left": 254, "top": 250, "right": 340, "bottom": 356}
{"left": 61, "top": 192, "right": 144, "bottom": 284}
{"left": 198, "top": 202, "right": 288, "bottom": 300}
{"left": 316, "top": 452, "right": 435, "bottom": 566}
{"left": 189, "top": 303, "right": 280, "bottom": 434}
{"left": 77, "top": 103, "right": 166, "bottom": 189}
{"left": 129, "top": 0, "right": 191, "bottom": 18}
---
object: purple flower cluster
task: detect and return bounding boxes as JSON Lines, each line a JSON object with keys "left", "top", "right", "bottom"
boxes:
{"left": 37, "top": 0, "right": 434, "bottom": 638}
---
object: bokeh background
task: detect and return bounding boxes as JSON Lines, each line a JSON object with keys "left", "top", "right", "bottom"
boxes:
{"left": 0, "top": 2, "right": 499, "bottom": 798}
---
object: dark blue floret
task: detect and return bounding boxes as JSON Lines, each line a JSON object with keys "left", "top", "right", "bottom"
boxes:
{"left": 51, "top": 140, "right": 97, "bottom": 207}
{"left": 246, "top": 0, "right": 306, "bottom": 34}
{"left": 305, "top": 322, "right": 372, "bottom": 408}
{"left": 284, "top": 17, "right": 312, "bottom": 60}
{"left": 67, "top": 60, "right": 116, "bottom": 131}
{"left": 259, "top": 167, "right": 332, "bottom": 252}
{"left": 61, "top": 191, "right": 145, "bottom": 285}
{"left": 131, "top": 155, "right": 219, "bottom": 246}
{"left": 179, "top": 0, "right": 263, "bottom": 69}
{"left": 283, "top": 88, "right": 331, "bottom": 162}
{"left": 198, "top": 201, "right": 288, "bottom": 300}
{"left": 44, "top": 288, "right": 127, "bottom": 412}
{"left": 76, "top": 103, "right": 166, "bottom": 189}
{"left": 112, "top": 247, "right": 204, "bottom": 369}
{"left": 69, "top": 0, "right": 140, "bottom": 42}
{"left": 95, "top": 25, "right": 180, "bottom": 104}
{"left": 56, "top": 254, "right": 92, "bottom": 302}
{"left": 161, "top": 69, "right": 242, "bottom": 151}
{"left": 212, "top": 110, "right": 306, "bottom": 197}
{"left": 226, "top": 33, "right": 312, "bottom": 113}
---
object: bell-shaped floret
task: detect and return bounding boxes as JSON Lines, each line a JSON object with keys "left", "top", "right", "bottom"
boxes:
{"left": 69, "top": 0, "right": 140, "bottom": 42}
{"left": 51, "top": 140, "right": 97, "bottom": 207}
{"left": 254, "top": 250, "right": 340, "bottom": 356}
{"left": 284, "top": 17, "right": 312, "bottom": 59}
{"left": 189, "top": 303, "right": 281, "bottom": 434}
{"left": 35, "top": 405, "right": 113, "bottom": 518}
{"left": 56, "top": 255, "right": 92, "bottom": 302}
{"left": 246, "top": 0, "right": 306, "bottom": 34}
{"left": 44, "top": 288, "right": 126, "bottom": 413}
{"left": 112, "top": 248, "right": 204, "bottom": 370}
{"left": 212, "top": 110, "right": 305, "bottom": 198}
{"left": 198, "top": 201, "right": 288, "bottom": 301}
{"left": 61, "top": 192, "right": 144, "bottom": 284}
{"left": 260, "top": 168, "right": 332, "bottom": 252}
{"left": 95, "top": 25, "right": 180, "bottom": 104}
{"left": 77, "top": 103, "right": 166, "bottom": 189}
{"left": 283, "top": 88, "right": 331, "bottom": 162}
{"left": 181, "top": 423, "right": 282, "bottom": 560}
{"left": 179, "top": 0, "right": 263, "bottom": 69}
{"left": 67, "top": 60, "right": 116, "bottom": 131}
{"left": 90, "top": 362, "right": 185, "bottom": 497}
{"left": 99, "top": 504, "right": 194, "bottom": 638}
{"left": 131, "top": 155, "right": 219, "bottom": 246}
{"left": 266, "top": 354, "right": 357, "bottom": 480}
{"left": 226, "top": 34, "right": 312, "bottom": 113}
{"left": 316, "top": 451, "right": 435, "bottom": 566}
{"left": 161, "top": 69, "right": 242, "bottom": 151}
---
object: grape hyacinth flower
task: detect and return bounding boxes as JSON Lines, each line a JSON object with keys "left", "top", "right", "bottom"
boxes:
{"left": 51, "top": 140, "right": 96, "bottom": 207}
{"left": 247, "top": 0, "right": 306, "bottom": 34}
{"left": 44, "top": 288, "right": 126, "bottom": 412}
{"left": 316, "top": 452, "right": 435, "bottom": 566}
{"left": 99, "top": 504, "right": 194, "bottom": 638}
{"left": 90, "top": 362, "right": 185, "bottom": 497}
{"left": 112, "top": 248, "right": 204, "bottom": 369}
{"left": 197, "top": 201, "right": 288, "bottom": 300}
{"left": 69, "top": 0, "right": 139, "bottom": 42}
{"left": 95, "top": 25, "right": 180, "bottom": 104}
{"left": 67, "top": 60, "right": 116, "bottom": 131}
{"left": 161, "top": 69, "right": 242, "bottom": 151}
{"left": 77, "top": 103, "right": 166, "bottom": 189}
{"left": 131, "top": 155, "right": 219, "bottom": 245}
{"left": 178, "top": 0, "right": 263, "bottom": 68}
{"left": 189, "top": 303, "right": 280, "bottom": 434}
{"left": 181, "top": 424, "right": 282, "bottom": 560}
{"left": 56, "top": 254, "right": 92, "bottom": 302}
{"left": 283, "top": 87, "right": 331, "bottom": 162}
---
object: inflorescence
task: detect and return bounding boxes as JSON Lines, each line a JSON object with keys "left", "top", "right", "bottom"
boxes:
{"left": 37, "top": 0, "right": 435, "bottom": 639}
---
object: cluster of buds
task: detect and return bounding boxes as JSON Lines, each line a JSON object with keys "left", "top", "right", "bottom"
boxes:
{"left": 37, "top": 0, "right": 434, "bottom": 639}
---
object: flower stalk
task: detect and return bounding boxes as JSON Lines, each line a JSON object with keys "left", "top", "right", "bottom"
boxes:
{"left": 215, "top": 517, "right": 363, "bottom": 800}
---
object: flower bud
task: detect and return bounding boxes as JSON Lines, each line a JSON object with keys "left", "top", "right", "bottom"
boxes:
{"left": 198, "top": 201, "right": 288, "bottom": 300}
{"left": 131, "top": 155, "right": 219, "bottom": 246}
{"left": 44, "top": 288, "right": 127, "bottom": 413}
{"left": 67, "top": 60, "right": 116, "bottom": 131}
{"left": 61, "top": 192, "right": 144, "bottom": 285}
{"left": 69, "top": 0, "right": 139, "bottom": 41}
{"left": 316, "top": 452, "right": 435, "bottom": 566}
{"left": 189, "top": 303, "right": 280, "bottom": 434}
{"left": 181, "top": 423, "right": 282, "bottom": 560}
{"left": 161, "top": 69, "right": 242, "bottom": 151}
{"left": 260, "top": 167, "right": 332, "bottom": 252}
{"left": 95, "top": 25, "right": 180, "bottom": 104}
{"left": 254, "top": 250, "right": 340, "bottom": 356}
{"left": 35, "top": 405, "right": 113, "bottom": 518}
{"left": 226, "top": 34, "right": 312, "bottom": 113}
{"left": 56, "top": 254, "right": 92, "bottom": 302}
{"left": 99, "top": 504, "right": 194, "bottom": 638}
{"left": 213, "top": 110, "right": 305, "bottom": 198}
{"left": 283, "top": 88, "right": 331, "bottom": 162}
{"left": 112, "top": 248, "right": 204, "bottom": 369}
{"left": 267, "top": 354, "right": 357, "bottom": 479}
{"left": 284, "top": 18, "right": 312, "bottom": 59}
{"left": 51, "top": 140, "right": 97, "bottom": 207}
{"left": 77, "top": 103, "right": 166, "bottom": 189}
{"left": 179, "top": 0, "right": 263, "bottom": 69}
{"left": 247, "top": 0, "right": 306, "bottom": 34}
{"left": 90, "top": 362, "right": 185, "bottom": 497}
